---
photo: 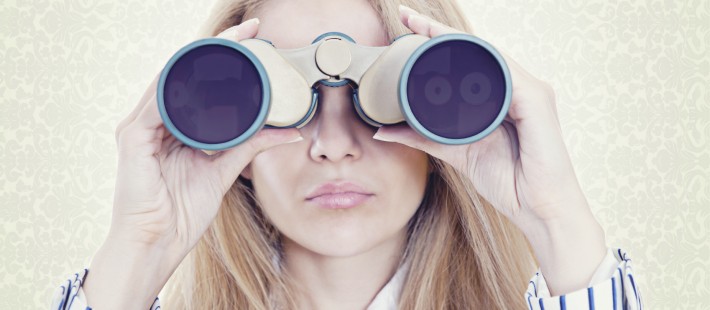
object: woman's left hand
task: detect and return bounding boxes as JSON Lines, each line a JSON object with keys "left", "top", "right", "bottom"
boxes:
{"left": 374, "top": 5, "right": 608, "bottom": 295}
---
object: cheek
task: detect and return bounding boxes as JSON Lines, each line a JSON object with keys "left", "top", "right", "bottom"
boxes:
{"left": 381, "top": 146, "right": 430, "bottom": 212}
{"left": 249, "top": 151, "right": 301, "bottom": 211}
{"left": 381, "top": 145, "right": 430, "bottom": 188}
{"left": 371, "top": 145, "right": 430, "bottom": 231}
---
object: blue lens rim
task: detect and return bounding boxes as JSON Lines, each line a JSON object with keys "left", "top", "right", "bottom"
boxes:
{"left": 398, "top": 33, "right": 512, "bottom": 145}
{"left": 311, "top": 32, "right": 356, "bottom": 44}
{"left": 157, "top": 37, "right": 271, "bottom": 151}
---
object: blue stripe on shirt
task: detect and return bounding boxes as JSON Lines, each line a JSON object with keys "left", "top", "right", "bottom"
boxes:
{"left": 612, "top": 275, "right": 617, "bottom": 310}
{"left": 527, "top": 293, "right": 534, "bottom": 310}
{"left": 587, "top": 287, "right": 595, "bottom": 310}
{"left": 559, "top": 295, "right": 566, "bottom": 310}
{"left": 618, "top": 267, "right": 627, "bottom": 309}
{"left": 629, "top": 273, "right": 640, "bottom": 309}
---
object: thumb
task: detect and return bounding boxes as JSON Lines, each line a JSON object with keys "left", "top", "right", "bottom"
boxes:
{"left": 209, "top": 128, "right": 303, "bottom": 186}
{"left": 373, "top": 124, "right": 445, "bottom": 157}
{"left": 373, "top": 124, "right": 478, "bottom": 171}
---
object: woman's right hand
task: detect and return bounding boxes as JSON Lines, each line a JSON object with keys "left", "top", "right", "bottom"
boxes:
{"left": 110, "top": 18, "right": 302, "bottom": 256}
{"left": 83, "top": 18, "right": 302, "bottom": 310}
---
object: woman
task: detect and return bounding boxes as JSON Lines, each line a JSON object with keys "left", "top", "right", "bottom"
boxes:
{"left": 51, "top": 0, "right": 643, "bottom": 309}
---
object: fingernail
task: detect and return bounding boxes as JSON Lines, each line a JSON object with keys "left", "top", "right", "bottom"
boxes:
{"left": 408, "top": 14, "right": 423, "bottom": 25}
{"left": 372, "top": 132, "right": 392, "bottom": 142}
{"left": 243, "top": 17, "right": 260, "bottom": 25}
{"left": 220, "top": 26, "right": 239, "bottom": 39}
{"left": 285, "top": 135, "right": 303, "bottom": 144}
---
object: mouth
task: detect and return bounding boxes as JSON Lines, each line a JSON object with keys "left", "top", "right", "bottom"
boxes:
{"left": 306, "top": 192, "right": 374, "bottom": 209}
{"left": 305, "top": 181, "right": 374, "bottom": 209}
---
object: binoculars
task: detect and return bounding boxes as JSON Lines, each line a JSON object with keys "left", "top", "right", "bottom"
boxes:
{"left": 157, "top": 31, "right": 511, "bottom": 151}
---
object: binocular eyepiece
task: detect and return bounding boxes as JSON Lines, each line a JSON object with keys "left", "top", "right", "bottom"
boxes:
{"left": 158, "top": 31, "right": 511, "bottom": 151}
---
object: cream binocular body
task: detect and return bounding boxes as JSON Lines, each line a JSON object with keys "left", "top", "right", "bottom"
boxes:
{"left": 158, "top": 31, "right": 511, "bottom": 151}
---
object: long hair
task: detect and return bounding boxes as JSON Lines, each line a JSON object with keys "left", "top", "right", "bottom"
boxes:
{"left": 162, "top": 1, "right": 536, "bottom": 309}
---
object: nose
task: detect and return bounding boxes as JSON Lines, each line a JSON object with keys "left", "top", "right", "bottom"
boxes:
{"left": 303, "top": 84, "right": 368, "bottom": 163}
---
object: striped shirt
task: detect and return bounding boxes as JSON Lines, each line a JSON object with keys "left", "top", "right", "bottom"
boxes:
{"left": 50, "top": 247, "right": 641, "bottom": 309}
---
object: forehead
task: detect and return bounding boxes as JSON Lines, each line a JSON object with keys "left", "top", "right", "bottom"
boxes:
{"left": 247, "top": 0, "right": 388, "bottom": 49}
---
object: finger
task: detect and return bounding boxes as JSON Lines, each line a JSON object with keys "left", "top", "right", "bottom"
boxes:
{"left": 498, "top": 50, "right": 538, "bottom": 89}
{"left": 495, "top": 49, "right": 561, "bottom": 130}
{"left": 160, "top": 129, "right": 182, "bottom": 155}
{"left": 399, "top": 5, "right": 466, "bottom": 37}
{"left": 406, "top": 14, "right": 433, "bottom": 37}
{"left": 398, "top": 4, "right": 418, "bottom": 28}
{"left": 215, "top": 17, "right": 260, "bottom": 42}
{"left": 117, "top": 93, "right": 165, "bottom": 157}
{"left": 372, "top": 123, "right": 453, "bottom": 161}
{"left": 118, "top": 18, "right": 263, "bottom": 155}
{"left": 133, "top": 89, "right": 164, "bottom": 131}
{"left": 118, "top": 17, "right": 262, "bottom": 141}
{"left": 491, "top": 50, "right": 565, "bottom": 165}
{"left": 115, "top": 73, "right": 159, "bottom": 144}
{"left": 209, "top": 128, "right": 303, "bottom": 186}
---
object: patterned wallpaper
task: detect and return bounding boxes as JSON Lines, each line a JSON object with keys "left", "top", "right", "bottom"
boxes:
{"left": 1, "top": 0, "right": 708, "bottom": 308}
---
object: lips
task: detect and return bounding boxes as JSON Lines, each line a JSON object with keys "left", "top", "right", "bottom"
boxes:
{"left": 305, "top": 181, "right": 374, "bottom": 209}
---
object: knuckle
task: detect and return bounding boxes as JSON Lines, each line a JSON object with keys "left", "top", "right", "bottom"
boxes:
{"left": 115, "top": 119, "right": 128, "bottom": 144}
{"left": 117, "top": 125, "right": 140, "bottom": 152}
{"left": 543, "top": 83, "right": 557, "bottom": 105}
{"left": 116, "top": 126, "right": 131, "bottom": 150}
{"left": 241, "top": 132, "right": 282, "bottom": 156}
{"left": 541, "top": 81, "right": 556, "bottom": 98}
{"left": 240, "top": 138, "right": 262, "bottom": 156}
{"left": 532, "top": 79, "right": 556, "bottom": 104}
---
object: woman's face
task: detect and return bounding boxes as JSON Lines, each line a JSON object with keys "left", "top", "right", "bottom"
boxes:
{"left": 241, "top": 0, "right": 430, "bottom": 257}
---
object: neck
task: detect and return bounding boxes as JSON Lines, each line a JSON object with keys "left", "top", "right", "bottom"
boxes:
{"left": 281, "top": 229, "right": 407, "bottom": 310}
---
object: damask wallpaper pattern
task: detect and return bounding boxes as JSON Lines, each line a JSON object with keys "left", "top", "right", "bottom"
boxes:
{"left": 1, "top": 0, "right": 708, "bottom": 308}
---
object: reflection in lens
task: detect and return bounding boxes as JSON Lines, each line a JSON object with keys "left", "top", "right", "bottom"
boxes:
{"left": 167, "top": 81, "right": 189, "bottom": 107}
{"left": 163, "top": 44, "right": 263, "bottom": 144}
{"left": 405, "top": 40, "right": 506, "bottom": 140}
{"left": 459, "top": 72, "right": 491, "bottom": 106}
{"left": 252, "top": 85, "right": 261, "bottom": 103}
{"left": 424, "top": 76, "right": 452, "bottom": 106}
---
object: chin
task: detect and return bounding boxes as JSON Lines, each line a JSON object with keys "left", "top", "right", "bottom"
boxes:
{"left": 277, "top": 206, "right": 410, "bottom": 258}
{"left": 309, "top": 238, "right": 378, "bottom": 257}
{"left": 286, "top": 228, "right": 387, "bottom": 258}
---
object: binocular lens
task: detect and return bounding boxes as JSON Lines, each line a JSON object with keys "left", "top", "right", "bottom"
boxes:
{"left": 162, "top": 43, "right": 265, "bottom": 145}
{"left": 404, "top": 39, "right": 508, "bottom": 141}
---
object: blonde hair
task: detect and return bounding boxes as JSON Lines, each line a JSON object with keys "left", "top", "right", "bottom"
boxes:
{"left": 162, "top": 1, "right": 536, "bottom": 309}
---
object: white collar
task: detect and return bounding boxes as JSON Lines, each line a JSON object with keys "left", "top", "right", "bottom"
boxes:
{"left": 366, "top": 260, "right": 410, "bottom": 310}
{"left": 272, "top": 255, "right": 410, "bottom": 309}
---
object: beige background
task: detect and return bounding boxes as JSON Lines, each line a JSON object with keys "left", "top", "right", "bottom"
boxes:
{"left": 1, "top": 0, "right": 708, "bottom": 308}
